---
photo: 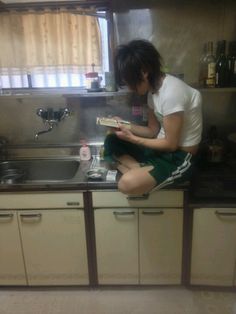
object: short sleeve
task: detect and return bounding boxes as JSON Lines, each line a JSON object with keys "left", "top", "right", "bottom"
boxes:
{"left": 161, "top": 95, "right": 185, "bottom": 116}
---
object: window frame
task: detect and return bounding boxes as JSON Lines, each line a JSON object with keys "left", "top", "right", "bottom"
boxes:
{"left": 0, "top": 0, "right": 114, "bottom": 91}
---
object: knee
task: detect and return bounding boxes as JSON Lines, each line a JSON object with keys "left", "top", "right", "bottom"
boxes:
{"left": 118, "top": 173, "right": 136, "bottom": 195}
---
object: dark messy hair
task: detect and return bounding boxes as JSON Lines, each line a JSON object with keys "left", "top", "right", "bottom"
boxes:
{"left": 114, "top": 39, "right": 163, "bottom": 91}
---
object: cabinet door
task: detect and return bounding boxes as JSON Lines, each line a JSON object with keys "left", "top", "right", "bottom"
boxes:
{"left": 18, "top": 209, "right": 88, "bottom": 285}
{"left": 139, "top": 208, "right": 183, "bottom": 284}
{"left": 95, "top": 208, "right": 139, "bottom": 284}
{"left": 0, "top": 211, "right": 26, "bottom": 285}
{"left": 191, "top": 208, "right": 236, "bottom": 286}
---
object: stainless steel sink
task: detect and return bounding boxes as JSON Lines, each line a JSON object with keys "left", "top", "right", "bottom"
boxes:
{"left": 0, "top": 159, "right": 80, "bottom": 183}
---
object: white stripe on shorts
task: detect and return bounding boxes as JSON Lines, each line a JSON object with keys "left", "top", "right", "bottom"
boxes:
{"left": 150, "top": 153, "right": 192, "bottom": 193}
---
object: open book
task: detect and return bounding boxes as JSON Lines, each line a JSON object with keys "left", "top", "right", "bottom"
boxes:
{"left": 96, "top": 117, "right": 131, "bottom": 129}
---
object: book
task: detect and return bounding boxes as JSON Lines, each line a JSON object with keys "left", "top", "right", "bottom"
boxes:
{"left": 96, "top": 117, "right": 131, "bottom": 129}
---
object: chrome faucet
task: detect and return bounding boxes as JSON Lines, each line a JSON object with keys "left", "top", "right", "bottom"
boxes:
{"left": 35, "top": 107, "right": 71, "bottom": 140}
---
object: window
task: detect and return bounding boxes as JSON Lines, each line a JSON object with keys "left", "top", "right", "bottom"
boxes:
{"left": 0, "top": 8, "right": 109, "bottom": 89}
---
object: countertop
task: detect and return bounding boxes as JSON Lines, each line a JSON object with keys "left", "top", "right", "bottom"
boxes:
{"left": 0, "top": 157, "right": 189, "bottom": 193}
{"left": 2, "top": 156, "right": 236, "bottom": 208}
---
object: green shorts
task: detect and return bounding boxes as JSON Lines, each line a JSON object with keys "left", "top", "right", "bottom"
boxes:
{"left": 104, "top": 134, "right": 195, "bottom": 189}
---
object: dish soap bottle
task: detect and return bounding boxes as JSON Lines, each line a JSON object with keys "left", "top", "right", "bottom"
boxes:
{"left": 79, "top": 143, "right": 91, "bottom": 161}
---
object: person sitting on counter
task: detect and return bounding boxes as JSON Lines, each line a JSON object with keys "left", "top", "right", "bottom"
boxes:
{"left": 104, "top": 39, "right": 203, "bottom": 196}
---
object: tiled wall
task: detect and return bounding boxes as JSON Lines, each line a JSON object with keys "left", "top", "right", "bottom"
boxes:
{"left": 113, "top": 0, "right": 236, "bottom": 85}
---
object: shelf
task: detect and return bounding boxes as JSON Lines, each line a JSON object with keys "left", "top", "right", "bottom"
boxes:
{"left": 199, "top": 87, "right": 236, "bottom": 93}
{"left": 0, "top": 88, "right": 130, "bottom": 98}
{"left": 64, "top": 90, "right": 130, "bottom": 98}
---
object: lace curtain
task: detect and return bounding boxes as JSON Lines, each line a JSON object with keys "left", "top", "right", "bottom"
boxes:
{"left": 0, "top": 10, "right": 103, "bottom": 88}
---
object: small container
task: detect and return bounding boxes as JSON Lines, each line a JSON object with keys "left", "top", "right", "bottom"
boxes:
{"left": 85, "top": 72, "right": 99, "bottom": 89}
{"left": 79, "top": 144, "right": 91, "bottom": 161}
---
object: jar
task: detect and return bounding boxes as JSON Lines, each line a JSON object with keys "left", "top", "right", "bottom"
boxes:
{"left": 85, "top": 72, "right": 99, "bottom": 89}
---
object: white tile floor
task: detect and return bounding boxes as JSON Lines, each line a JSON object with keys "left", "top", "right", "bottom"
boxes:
{"left": 0, "top": 287, "right": 236, "bottom": 314}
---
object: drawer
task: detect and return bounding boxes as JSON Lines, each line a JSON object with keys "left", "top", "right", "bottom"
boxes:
{"left": 0, "top": 192, "right": 84, "bottom": 209}
{"left": 92, "top": 190, "right": 183, "bottom": 208}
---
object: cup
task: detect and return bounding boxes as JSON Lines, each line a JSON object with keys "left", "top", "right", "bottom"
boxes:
{"left": 105, "top": 72, "right": 116, "bottom": 92}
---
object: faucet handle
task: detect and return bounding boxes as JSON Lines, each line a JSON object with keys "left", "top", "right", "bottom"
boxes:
{"left": 37, "top": 108, "right": 46, "bottom": 119}
{"left": 58, "top": 108, "right": 71, "bottom": 121}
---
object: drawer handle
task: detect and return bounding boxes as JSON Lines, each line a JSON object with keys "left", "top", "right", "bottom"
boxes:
{"left": 215, "top": 210, "right": 236, "bottom": 217}
{"left": 127, "top": 194, "right": 149, "bottom": 201}
{"left": 67, "top": 202, "right": 80, "bottom": 206}
{"left": 113, "top": 211, "right": 135, "bottom": 216}
{"left": 0, "top": 213, "right": 14, "bottom": 219}
{"left": 142, "top": 210, "right": 164, "bottom": 215}
{"left": 20, "top": 213, "right": 42, "bottom": 221}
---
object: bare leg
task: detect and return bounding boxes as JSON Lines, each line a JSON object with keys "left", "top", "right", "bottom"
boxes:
{"left": 117, "top": 163, "right": 130, "bottom": 174}
{"left": 118, "top": 165, "right": 157, "bottom": 195}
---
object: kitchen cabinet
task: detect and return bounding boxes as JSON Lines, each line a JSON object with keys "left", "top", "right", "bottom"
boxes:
{"left": 0, "top": 211, "right": 26, "bottom": 285}
{"left": 191, "top": 208, "right": 236, "bottom": 286}
{"left": 93, "top": 190, "right": 184, "bottom": 285}
{"left": 0, "top": 192, "right": 89, "bottom": 286}
{"left": 139, "top": 208, "right": 183, "bottom": 284}
{"left": 95, "top": 208, "right": 139, "bottom": 284}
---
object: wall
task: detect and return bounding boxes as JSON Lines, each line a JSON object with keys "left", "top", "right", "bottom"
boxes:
{"left": 201, "top": 90, "right": 236, "bottom": 138}
{"left": 113, "top": 0, "right": 236, "bottom": 85}
{"left": 0, "top": 92, "right": 147, "bottom": 147}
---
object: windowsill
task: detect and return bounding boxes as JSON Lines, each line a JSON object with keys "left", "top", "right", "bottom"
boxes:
{"left": 0, "top": 87, "right": 130, "bottom": 97}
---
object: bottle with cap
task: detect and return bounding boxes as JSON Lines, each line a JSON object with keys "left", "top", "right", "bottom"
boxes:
{"left": 79, "top": 142, "right": 91, "bottom": 161}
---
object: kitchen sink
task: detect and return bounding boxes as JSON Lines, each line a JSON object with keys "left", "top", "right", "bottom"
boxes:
{"left": 0, "top": 159, "right": 80, "bottom": 183}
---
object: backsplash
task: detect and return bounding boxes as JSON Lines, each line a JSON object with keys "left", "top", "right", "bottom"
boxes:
{"left": 0, "top": 90, "right": 236, "bottom": 149}
{"left": 0, "top": 92, "right": 147, "bottom": 146}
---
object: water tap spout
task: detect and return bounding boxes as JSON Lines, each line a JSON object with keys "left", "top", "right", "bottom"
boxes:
{"left": 35, "top": 124, "right": 54, "bottom": 140}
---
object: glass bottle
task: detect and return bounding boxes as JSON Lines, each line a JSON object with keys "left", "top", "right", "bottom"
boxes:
{"left": 215, "top": 40, "right": 230, "bottom": 87}
{"left": 199, "top": 42, "right": 216, "bottom": 88}
{"left": 198, "top": 43, "right": 207, "bottom": 87}
{"left": 228, "top": 41, "right": 236, "bottom": 87}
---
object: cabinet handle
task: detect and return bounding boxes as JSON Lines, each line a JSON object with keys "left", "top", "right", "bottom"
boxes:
{"left": 127, "top": 194, "right": 149, "bottom": 200}
{"left": 142, "top": 210, "right": 164, "bottom": 215}
{"left": 113, "top": 211, "right": 135, "bottom": 216}
{"left": 0, "top": 213, "right": 14, "bottom": 219}
{"left": 20, "top": 213, "right": 42, "bottom": 221}
{"left": 66, "top": 202, "right": 80, "bottom": 206}
{"left": 215, "top": 210, "right": 236, "bottom": 217}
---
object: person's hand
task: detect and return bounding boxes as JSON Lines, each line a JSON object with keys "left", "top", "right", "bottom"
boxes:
{"left": 107, "top": 116, "right": 123, "bottom": 133}
{"left": 112, "top": 116, "right": 122, "bottom": 121}
{"left": 115, "top": 123, "right": 136, "bottom": 143}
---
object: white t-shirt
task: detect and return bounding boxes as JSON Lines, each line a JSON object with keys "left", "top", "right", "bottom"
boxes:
{"left": 148, "top": 74, "right": 202, "bottom": 147}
